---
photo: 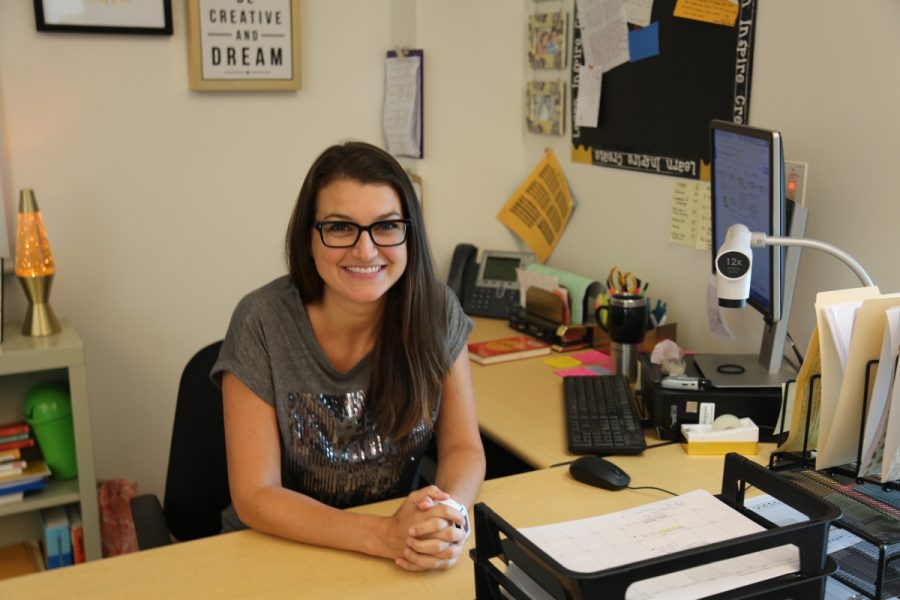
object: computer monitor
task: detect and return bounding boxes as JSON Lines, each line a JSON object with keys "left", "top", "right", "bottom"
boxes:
{"left": 709, "top": 119, "right": 784, "bottom": 323}
{"left": 694, "top": 120, "right": 806, "bottom": 388}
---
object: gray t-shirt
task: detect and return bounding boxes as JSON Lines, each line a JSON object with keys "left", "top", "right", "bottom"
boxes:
{"left": 212, "top": 275, "right": 472, "bottom": 531}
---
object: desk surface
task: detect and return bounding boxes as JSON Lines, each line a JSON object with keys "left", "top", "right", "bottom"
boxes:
{"left": 471, "top": 317, "right": 646, "bottom": 468}
{"left": 0, "top": 318, "right": 775, "bottom": 597}
{"left": 0, "top": 442, "right": 772, "bottom": 599}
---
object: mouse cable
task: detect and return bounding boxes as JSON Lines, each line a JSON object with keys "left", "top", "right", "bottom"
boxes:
{"left": 645, "top": 440, "right": 677, "bottom": 449}
{"left": 626, "top": 485, "right": 677, "bottom": 496}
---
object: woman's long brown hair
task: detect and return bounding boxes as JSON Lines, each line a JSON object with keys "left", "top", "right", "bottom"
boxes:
{"left": 286, "top": 141, "right": 448, "bottom": 439}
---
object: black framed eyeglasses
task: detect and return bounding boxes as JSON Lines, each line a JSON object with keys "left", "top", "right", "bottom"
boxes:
{"left": 313, "top": 219, "right": 411, "bottom": 248}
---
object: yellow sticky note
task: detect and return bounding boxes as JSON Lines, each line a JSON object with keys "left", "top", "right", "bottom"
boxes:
{"left": 674, "top": 0, "right": 739, "bottom": 27}
{"left": 543, "top": 356, "right": 583, "bottom": 369}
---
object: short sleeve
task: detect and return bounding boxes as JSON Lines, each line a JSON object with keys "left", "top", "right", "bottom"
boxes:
{"left": 210, "top": 292, "right": 276, "bottom": 406}
{"left": 444, "top": 285, "right": 474, "bottom": 362}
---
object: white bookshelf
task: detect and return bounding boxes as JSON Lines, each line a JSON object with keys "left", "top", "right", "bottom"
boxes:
{"left": 0, "top": 321, "right": 101, "bottom": 561}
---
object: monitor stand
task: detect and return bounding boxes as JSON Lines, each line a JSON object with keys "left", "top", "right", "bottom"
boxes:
{"left": 693, "top": 354, "right": 797, "bottom": 389}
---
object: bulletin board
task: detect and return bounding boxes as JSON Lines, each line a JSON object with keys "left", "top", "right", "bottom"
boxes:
{"left": 570, "top": 0, "right": 757, "bottom": 180}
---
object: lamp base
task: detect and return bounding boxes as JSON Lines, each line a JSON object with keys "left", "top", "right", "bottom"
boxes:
{"left": 18, "top": 275, "right": 62, "bottom": 337}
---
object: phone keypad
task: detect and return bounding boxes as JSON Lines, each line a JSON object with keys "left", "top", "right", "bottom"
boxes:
{"left": 465, "top": 288, "right": 519, "bottom": 319}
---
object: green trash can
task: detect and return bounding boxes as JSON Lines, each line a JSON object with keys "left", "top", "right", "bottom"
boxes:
{"left": 24, "top": 383, "right": 78, "bottom": 480}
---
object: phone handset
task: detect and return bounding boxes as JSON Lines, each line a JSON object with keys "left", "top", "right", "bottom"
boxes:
{"left": 448, "top": 243, "right": 477, "bottom": 303}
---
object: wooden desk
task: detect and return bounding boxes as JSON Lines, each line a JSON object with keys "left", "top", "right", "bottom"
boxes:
{"left": 470, "top": 317, "right": 691, "bottom": 469}
{"left": 0, "top": 318, "right": 776, "bottom": 596}
{"left": 0, "top": 444, "right": 767, "bottom": 599}
{"left": 468, "top": 317, "right": 577, "bottom": 468}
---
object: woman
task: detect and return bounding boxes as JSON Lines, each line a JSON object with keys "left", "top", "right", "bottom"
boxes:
{"left": 212, "top": 141, "right": 485, "bottom": 572}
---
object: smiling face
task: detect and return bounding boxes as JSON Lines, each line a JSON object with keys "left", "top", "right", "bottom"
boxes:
{"left": 310, "top": 178, "right": 408, "bottom": 310}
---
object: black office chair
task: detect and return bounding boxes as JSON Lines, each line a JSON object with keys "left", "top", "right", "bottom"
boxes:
{"left": 130, "top": 341, "right": 231, "bottom": 549}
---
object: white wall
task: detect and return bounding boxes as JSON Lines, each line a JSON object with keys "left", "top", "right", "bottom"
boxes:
{"left": 1, "top": 0, "right": 898, "bottom": 500}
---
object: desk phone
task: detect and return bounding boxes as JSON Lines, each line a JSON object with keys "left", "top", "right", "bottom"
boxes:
{"left": 447, "top": 244, "right": 534, "bottom": 319}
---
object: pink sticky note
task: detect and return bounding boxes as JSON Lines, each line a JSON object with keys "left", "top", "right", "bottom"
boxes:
{"left": 554, "top": 367, "right": 599, "bottom": 378}
{"left": 572, "top": 350, "right": 613, "bottom": 371}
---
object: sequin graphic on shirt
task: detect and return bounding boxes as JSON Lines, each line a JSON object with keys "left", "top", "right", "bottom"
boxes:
{"left": 284, "top": 390, "right": 433, "bottom": 508}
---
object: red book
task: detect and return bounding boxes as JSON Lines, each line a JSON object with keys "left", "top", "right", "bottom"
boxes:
{"left": 468, "top": 335, "right": 551, "bottom": 365}
{"left": 0, "top": 422, "right": 29, "bottom": 437}
{"left": 67, "top": 505, "right": 85, "bottom": 564}
{"left": 0, "top": 438, "right": 36, "bottom": 452}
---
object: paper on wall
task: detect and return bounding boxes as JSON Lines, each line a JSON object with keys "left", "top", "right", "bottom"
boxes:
{"left": 383, "top": 53, "right": 422, "bottom": 158}
{"left": 574, "top": 64, "right": 602, "bottom": 128}
{"left": 496, "top": 150, "right": 575, "bottom": 263}
{"left": 669, "top": 180, "right": 711, "bottom": 251}
{"left": 574, "top": 0, "right": 629, "bottom": 72}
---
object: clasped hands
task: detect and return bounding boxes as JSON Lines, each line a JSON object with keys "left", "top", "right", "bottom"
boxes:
{"left": 391, "top": 485, "right": 471, "bottom": 572}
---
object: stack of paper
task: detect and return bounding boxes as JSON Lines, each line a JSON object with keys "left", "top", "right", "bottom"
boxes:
{"left": 814, "top": 286, "right": 900, "bottom": 478}
{"left": 517, "top": 489, "right": 798, "bottom": 599}
{"left": 858, "top": 307, "right": 900, "bottom": 481}
{"left": 813, "top": 287, "right": 880, "bottom": 470}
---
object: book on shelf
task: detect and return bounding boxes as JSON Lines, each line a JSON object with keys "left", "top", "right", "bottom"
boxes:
{"left": 0, "top": 432, "right": 30, "bottom": 445}
{"left": 0, "top": 459, "right": 51, "bottom": 494}
{"left": 0, "top": 460, "right": 27, "bottom": 477}
{"left": 67, "top": 504, "right": 85, "bottom": 564}
{"left": 0, "top": 421, "right": 30, "bottom": 438}
{"left": 41, "top": 506, "right": 73, "bottom": 569}
{"left": 0, "top": 478, "right": 48, "bottom": 498}
{"left": 468, "top": 335, "right": 551, "bottom": 365}
{"left": 0, "top": 448, "right": 23, "bottom": 463}
{"left": 0, "top": 437, "right": 36, "bottom": 452}
{"left": 0, "top": 491, "right": 24, "bottom": 505}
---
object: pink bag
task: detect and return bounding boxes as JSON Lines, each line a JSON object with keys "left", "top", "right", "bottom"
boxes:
{"left": 98, "top": 478, "right": 139, "bottom": 557}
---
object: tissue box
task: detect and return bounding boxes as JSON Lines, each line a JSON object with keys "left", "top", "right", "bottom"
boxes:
{"left": 681, "top": 418, "right": 759, "bottom": 455}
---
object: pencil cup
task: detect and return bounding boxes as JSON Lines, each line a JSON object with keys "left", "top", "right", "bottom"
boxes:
{"left": 596, "top": 294, "right": 648, "bottom": 383}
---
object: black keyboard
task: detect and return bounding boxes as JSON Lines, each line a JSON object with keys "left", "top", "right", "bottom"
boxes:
{"left": 564, "top": 375, "right": 647, "bottom": 455}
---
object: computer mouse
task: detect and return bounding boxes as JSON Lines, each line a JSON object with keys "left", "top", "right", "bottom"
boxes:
{"left": 568, "top": 456, "right": 631, "bottom": 491}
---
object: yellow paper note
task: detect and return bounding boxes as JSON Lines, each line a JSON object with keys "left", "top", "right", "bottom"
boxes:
{"left": 670, "top": 180, "right": 710, "bottom": 249}
{"left": 674, "top": 0, "right": 739, "bottom": 27}
{"left": 497, "top": 150, "right": 575, "bottom": 263}
{"left": 543, "top": 355, "right": 583, "bottom": 369}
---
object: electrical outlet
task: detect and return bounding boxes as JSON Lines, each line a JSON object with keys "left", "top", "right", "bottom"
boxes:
{"left": 785, "top": 160, "right": 808, "bottom": 206}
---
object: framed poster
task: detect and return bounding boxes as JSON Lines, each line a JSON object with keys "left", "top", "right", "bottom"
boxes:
{"left": 187, "top": 0, "right": 301, "bottom": 91}
{"left": 528, "top": 11, "right": 568, "bottom": 70}
{"left": 34, "top": 0, "right": 173, "bottom": 35}
{"left": 526, "top": 81, "right": 565, "bottom": 136}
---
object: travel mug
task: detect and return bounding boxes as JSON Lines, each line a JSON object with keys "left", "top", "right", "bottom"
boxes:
{"left": 596, "top": 294, "right": 649, "bottom": 382}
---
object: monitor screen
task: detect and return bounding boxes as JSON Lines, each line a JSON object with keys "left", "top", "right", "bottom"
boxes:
{"left": 710, "top": 120, "right": 785, "bottom": 322}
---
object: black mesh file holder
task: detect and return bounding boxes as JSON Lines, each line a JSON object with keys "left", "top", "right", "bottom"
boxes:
{"left": 770, "top": 359, "right": 900, "bottom": 598}
{"left": 471, "top": 454, "right": 838, "bottom": 600}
